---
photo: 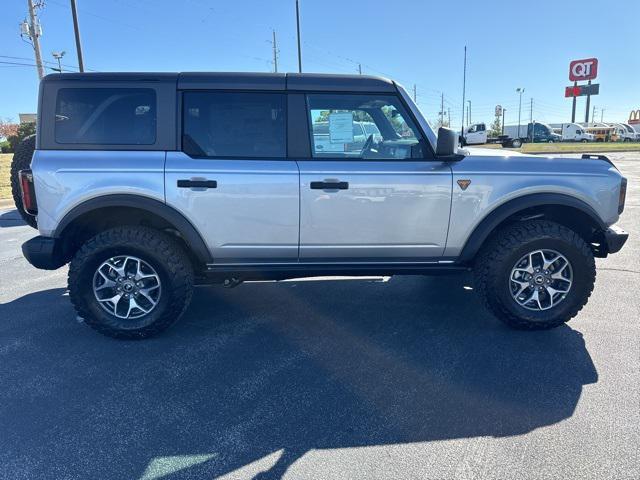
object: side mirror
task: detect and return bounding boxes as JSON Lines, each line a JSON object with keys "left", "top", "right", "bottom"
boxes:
{"left": 436, "top": 127, "right": 458, "bottom": 157}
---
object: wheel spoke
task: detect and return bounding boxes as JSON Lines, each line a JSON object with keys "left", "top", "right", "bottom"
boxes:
{"left": 93, "top": 255, "right": 161, "bottom": 320}
{"left": 509, "top": 249, "right": 573, "bottom": 312}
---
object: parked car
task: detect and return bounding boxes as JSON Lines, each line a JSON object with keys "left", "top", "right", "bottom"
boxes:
{"left": 18, "top": 72, "right": 628, "bottom": 338}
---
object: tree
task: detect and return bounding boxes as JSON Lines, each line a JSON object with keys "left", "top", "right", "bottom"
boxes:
{"left": 0, "top": 118, "right": 18, "bottom": 140}
{"left": 7, "top": 122, "right": 36, "bottom": 152}
{"left": 489, "top": 114, "right": 502, "bottom": 137}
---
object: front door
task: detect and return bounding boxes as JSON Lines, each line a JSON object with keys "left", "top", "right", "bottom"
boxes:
{"left": 298, "top": 93, "right": 452, "bottom": 262}
{"left": 165, "top": 91, "right": 299, "bottom": 264}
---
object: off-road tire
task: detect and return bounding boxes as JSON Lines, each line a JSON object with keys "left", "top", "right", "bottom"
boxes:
{"left": 10, "top": 134, "right": 37, "bottom": 229}
{"left": 474, "top": 220, "right": 596, "bottom": 330}
{"left": 68, "top": 226, "right": 194, "bottom": 339}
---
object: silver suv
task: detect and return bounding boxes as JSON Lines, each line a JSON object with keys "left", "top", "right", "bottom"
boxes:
{"left": 17, "top": 72, "right": 628, "bottom": 338}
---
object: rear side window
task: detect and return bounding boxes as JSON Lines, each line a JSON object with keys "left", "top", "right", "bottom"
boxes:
{"left": 182, "top": 92, "right": 286, "bottom": 158}
{"left": 55, "top": 88, "right": 156, "bottom": 145}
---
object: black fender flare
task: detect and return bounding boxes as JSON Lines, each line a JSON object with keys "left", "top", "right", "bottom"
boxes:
{"left": 458, "top": 193, "right": 607, "bottom": 263}
{"left": 53, "top": 194, "right": 212, "bottom": 264}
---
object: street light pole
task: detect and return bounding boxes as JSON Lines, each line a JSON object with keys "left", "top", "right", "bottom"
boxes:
{"left": 460, "top": 46, "right": 466, "bottom": 137}
{"left": 467, "top": 100, "right": 471, "bottom": 125}
{"left": 52, "top": 51, "right": 66, "bottom": 72}
{"left": 295, "top": 0, "right": 302, "bottom": 73}
{"left": 501, "top": 108, "right": 506, "bottom": 135}
{"left": 516, "top": 88, "right": 525, "bottom": 139}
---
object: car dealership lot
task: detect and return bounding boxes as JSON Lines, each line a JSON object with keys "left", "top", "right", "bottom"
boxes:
{"left": 0, "top": 153, "right": 638, "bottom": 480}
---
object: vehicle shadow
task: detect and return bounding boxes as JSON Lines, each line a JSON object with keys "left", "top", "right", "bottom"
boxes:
{"left": 0, "top": 209, "right": 26, "bottom": 228}
{"left": 0, "top": 275, "right": 598, "bottom": 479}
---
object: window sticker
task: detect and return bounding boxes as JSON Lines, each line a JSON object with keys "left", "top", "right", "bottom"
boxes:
{"left": 329, "top": 112, "right": 354, "bottom": 144}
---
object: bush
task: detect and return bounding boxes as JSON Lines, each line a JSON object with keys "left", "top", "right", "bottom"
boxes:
{"left": 0, "top": 140, "right": 11, "bottom": 153}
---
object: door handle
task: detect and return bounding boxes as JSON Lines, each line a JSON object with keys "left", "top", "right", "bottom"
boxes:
{"left": 310, "top": 180, "right": 349, "bottom": 190}
{"left": 177, "top": 179, "right": 217, "bottom": 189}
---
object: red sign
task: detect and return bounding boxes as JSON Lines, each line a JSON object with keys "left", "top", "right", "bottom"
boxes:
{"left": 565, "top": 86, "right": 582, "bottom": 97}
{"left": 565, "top": 83, "right": 600, "bottom": 97}
{"left": 569, "top": 58, "right": 598, "bottom": 81}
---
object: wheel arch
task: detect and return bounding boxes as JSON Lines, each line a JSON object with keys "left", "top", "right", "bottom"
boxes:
{"left": 459, "top": 193, "right": 607, "bottom": 263}
{"left": 54, "top": 194, "right": 212, "bottom": 266}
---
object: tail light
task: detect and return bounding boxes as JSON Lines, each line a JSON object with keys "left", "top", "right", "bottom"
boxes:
{"left": 618, "top": 178, "right": 627, "bottom": 214}
{"left": 19, "top": 169, "right": 38, "bottom": 215}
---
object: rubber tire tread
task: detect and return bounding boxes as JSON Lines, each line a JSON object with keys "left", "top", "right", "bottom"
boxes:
{"left": 474, "top": 220, "right": 596, "bottom": 330}
{"left": 10, "top": 134, "right": 37, "bottom": 229}
{"left": 68, "top": 226, "right": 194, "bottom": 339}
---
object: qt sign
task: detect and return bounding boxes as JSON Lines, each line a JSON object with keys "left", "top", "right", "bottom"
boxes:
{"left": 569, "top": 58, "right": 598, "bottom": 81}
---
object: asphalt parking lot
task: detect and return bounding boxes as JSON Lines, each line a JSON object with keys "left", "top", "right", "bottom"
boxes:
{"left": 0, "top": 152, "right": 638, "bottom": 480}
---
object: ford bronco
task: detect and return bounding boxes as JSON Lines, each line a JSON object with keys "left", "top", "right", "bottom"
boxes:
{"left": 16, "top": 72, "right": 628, "bottom": 338}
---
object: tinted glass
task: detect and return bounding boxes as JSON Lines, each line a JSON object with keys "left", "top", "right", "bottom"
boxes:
{"left": 307, "top": 94, "right": 424, "bottom": 159}
{"left": 183, "top": 92, "right": 286, "bottom": 158}
{"left": 55, "top": 88, "right": 156, "bottom": 144}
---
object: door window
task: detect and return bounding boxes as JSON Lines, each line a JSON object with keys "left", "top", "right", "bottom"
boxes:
{"left": 306, "top": 94, "right": 426, "bottom": 159}
{"left": 182, "top": 92, "right": 286, "bottom": 158}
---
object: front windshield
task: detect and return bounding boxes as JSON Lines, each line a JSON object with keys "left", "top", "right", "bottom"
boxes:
{"left": 395, "top": 84, "right": 438, "bottom": 150}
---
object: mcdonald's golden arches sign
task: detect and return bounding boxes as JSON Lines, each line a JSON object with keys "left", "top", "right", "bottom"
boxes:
{"left": 630, "top": 109, "right": 640, "bottom": 125}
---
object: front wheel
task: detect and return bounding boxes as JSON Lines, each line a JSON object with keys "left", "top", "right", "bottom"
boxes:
{"left": 68, "top": 226, "right": 194, "bottom": 339}
{"left": 474, "top": 220, "right": 595, "bottom": 330}
{"left": 510, "top": 139, "right": 522, "bottom": 148}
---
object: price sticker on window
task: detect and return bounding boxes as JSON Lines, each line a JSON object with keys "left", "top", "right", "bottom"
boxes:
{"left": 329, "top": 112, "right": 354, "bottom": 144}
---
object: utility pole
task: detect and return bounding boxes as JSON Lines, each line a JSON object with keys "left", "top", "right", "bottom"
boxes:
{"left": 271, "top": 30, "right": 279, "bottom": 73}
{"left": 413, "top": 84, "right": 417, "bottom": 103}
{"left": 70, "top": 0, "right": 85, "bottom": 72}
{"left": 358, "top": 63, "right": 362, "bottom": 75}
{"left": 467, "top": 100, "right": 471, "bottom": 125}
{"left": 460, "top": 46, "right": 467, "bottom": 137}
{"left": 24, "top": 0, "right": 45, "bottom": 80}
{"left": 440, "top": 93, "right": 445, "bottom": 127}
{"left": 295, "top": 0, "right": 302, "bottom": 73}
{"left": 592, "top": 105, "right": 596, "bottom": 124}
{"left": 600, "top": 108, "right": 605, "bottom": 123}
{"left": 448, "top": 108, "right": 451, "bottom": 127}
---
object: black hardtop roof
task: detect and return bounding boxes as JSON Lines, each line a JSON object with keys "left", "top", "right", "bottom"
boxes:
{"left": 42, "top": 72, "right": 397, "bottom": 93}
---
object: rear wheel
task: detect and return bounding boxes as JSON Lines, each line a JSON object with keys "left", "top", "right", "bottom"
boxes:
{"left": 10, "top": 135, "right": 37, "bottom": 229}
{"left": 68, "top": 226, "right": 194, "bottom": 339}
{"left": 474, "top": 220, "right": 595, "bottom": 330}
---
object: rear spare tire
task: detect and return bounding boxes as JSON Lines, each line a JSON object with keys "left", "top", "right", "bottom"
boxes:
{"left": 10, "top": 134, "right": 37, "bottom": 229}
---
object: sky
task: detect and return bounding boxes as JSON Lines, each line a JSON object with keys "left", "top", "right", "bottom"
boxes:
{"left": 1, "top": 0, "right": 639, "bottom": 128}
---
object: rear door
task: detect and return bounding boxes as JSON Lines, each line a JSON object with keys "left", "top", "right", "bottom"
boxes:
{"left": 297, "top": 92, "right": 452, "bottom": 262}
{"left": 165, "top": 90, "right": 299, "bottom": 264}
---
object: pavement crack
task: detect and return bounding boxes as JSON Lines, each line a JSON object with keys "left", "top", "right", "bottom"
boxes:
{"left": 599, "top": 267, "right": 640, "bottom": 274}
